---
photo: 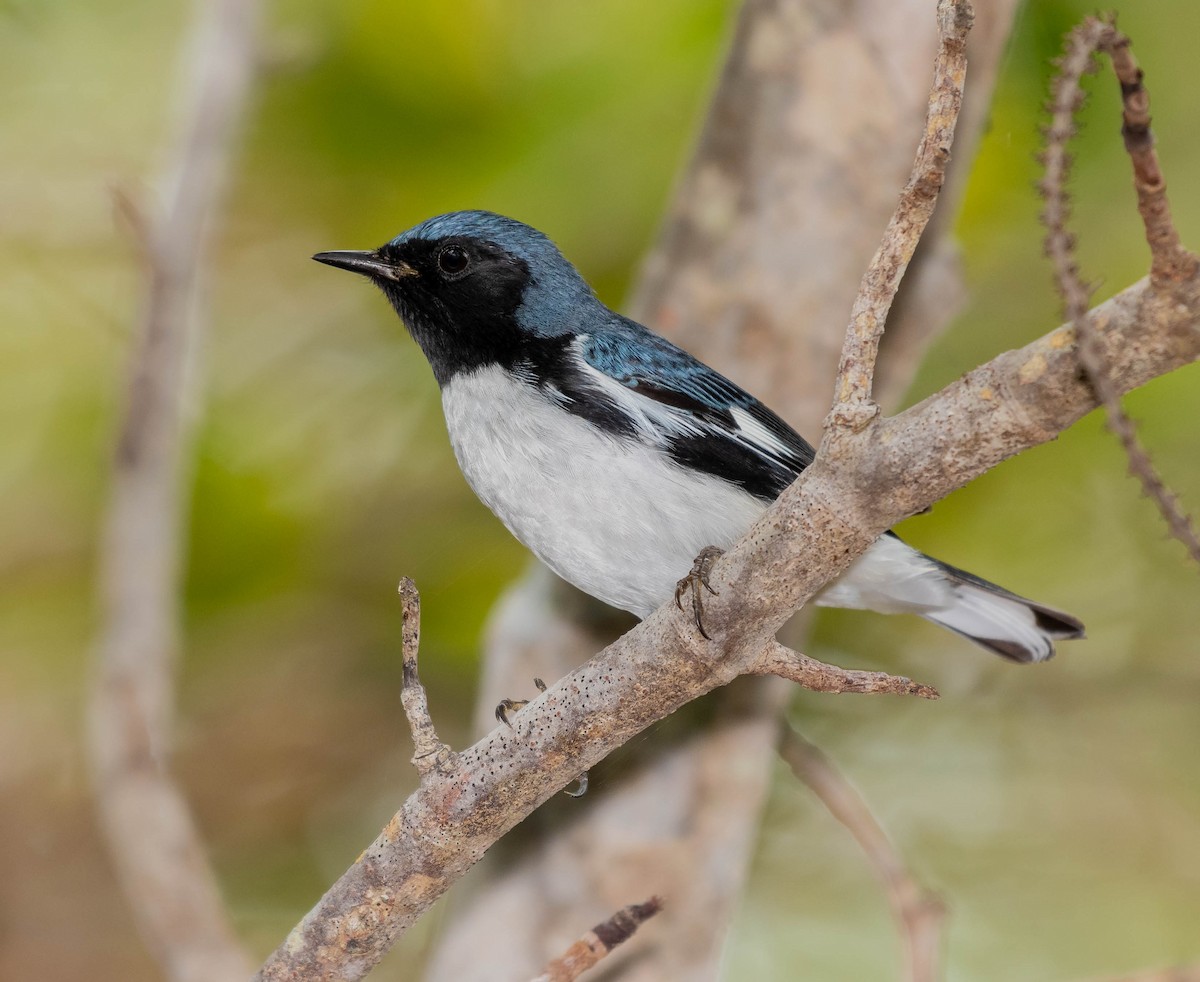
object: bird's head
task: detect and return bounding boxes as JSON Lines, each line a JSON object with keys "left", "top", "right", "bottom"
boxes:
{"left": 314, "top": 211, "right": 601, "bottom": 385}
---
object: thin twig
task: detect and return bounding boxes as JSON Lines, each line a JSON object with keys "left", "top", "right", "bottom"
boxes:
{"left": 398, "top": 577, "right": 454, "bottom": 778}
{"left": 1102, "top": 33, "right": 1197, "bottom": 284}
{"left": 530, "top": 897, "right": 664, "bottom": 982}
{"left": 825, "top": 0, "right": 973, "bottom": 437}
{"left": 753, "top": 643, "right": 939, "bottom": 699}
{"left": 85, "top": 1, "right": 259, "bottom": 981}
{"left": 779, "top": 729, "right": 945, "bottom": 982}
{"left": 1042, "top": 19, "right": 1200, "bottom": 569}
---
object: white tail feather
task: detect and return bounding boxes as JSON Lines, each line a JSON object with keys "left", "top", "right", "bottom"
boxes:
{"left": 923, "top": 584, "right": 1056, "bottom": 663}
{"left": 817, "top": 535, "right": 1084, "bottom": 663}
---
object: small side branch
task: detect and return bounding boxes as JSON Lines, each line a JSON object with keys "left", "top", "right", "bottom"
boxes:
{"left": 530, "top": 897, "right": 664, "bottom": 982}
{"left": 1042, "top": 19, "right": 1200, "bottom": 569}
{"left": 398, "top": 578, "right": 454, "bottom": 778}
{"left": 1103, "top": 33, "right": 1197, "bottom": 283}
{"left": 753, "top": 643, "right": 939, "bottom": 700}
{"left": 779, "top": 729, "right": 946, "bottom": 982}
{"left": 826, "top": 0, "right": 973, "bottom": 436}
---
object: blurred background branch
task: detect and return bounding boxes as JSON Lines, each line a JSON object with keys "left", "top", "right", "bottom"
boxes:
{"left": 779, "top": 728, "right": 945, "bottom": 982}
{"left": 85, "top": 0, "right": 260, "bottom": 980}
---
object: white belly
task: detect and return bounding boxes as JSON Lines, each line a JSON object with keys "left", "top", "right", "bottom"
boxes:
{"left": 441, "top": 367, "right": 765, "bottom": 618}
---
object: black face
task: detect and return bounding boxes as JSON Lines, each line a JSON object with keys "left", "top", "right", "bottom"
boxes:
{"left": 374, "top": 236, "right": 532, "bottom": 386}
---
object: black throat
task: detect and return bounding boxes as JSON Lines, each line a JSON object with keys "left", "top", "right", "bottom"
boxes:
{"left": 374, "top": 239, "right": 532, "bottom": 386}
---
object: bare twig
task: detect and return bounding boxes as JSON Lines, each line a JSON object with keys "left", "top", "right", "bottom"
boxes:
{"left": 1041, "top": 19, "right": 1200, "bottom": 569}
{"left": 398, "top": 577, "right": 454, "bottom": 778}
{"left": 85, "top": 1, "right": 259, "bottom": 981}
{"left": 1103, "top": 33, "right": 1196, "bottom": 284}
{"left": 779, "top": 729, "right": 945, "bottom": 982}
{"left": 530, "top": 897, "right": 664, "bottom": 982}
{"left": 753, "top": 643, "right": 939, "bottom": 699}
{"left": 826, "top": 0, "right": 973, "bottom": 437}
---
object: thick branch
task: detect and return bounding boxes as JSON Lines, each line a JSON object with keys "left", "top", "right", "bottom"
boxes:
{"left": 86, "top": 1, "right": 259, "bottom": 981}
{"left": 779, "top": 729, "right": 945, "bottom": 982}
{"left": 255, "top": 268, "right": 1200, "bottom": 981}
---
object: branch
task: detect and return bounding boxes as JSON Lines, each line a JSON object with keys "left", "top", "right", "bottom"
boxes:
{"left": 530, "top": 897, "right": 664, "bottom": 982}
{"left": 256, "top": 2, "right": 1200, "bottom": 975}
{"left": 85, "top": 1, "right": 260, "bottom": 980}
{"left": 1041, "top": 19, "right": 1200, "bottom": 568}
{"left": 752, "top": 643, "right": 938, "bottom": 699}
{"left": 397, "top": 578, "right": 455, "bottom": 778}
{"left": 255, "top": 267, "right": 1200, "bottom": 980}
{"left": 423, "top": 5, "right": 1029, "bottom": 977}
{"left": 779, "top": 729, "right": 945, "bottom": 982}
{"left": 826, "top": 0, "right": 972, "bottom": 436}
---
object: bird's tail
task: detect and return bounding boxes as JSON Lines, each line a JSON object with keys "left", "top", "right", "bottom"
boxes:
{"left": 919, "top": 558, "right": 1085, "bottom": 664}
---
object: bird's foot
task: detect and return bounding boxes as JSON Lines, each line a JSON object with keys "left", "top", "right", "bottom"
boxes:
{"left": 495, "top": 677, "right": 589, "bottom": 797}
{"left": 495, "top": 676, "right": 547, "bottom": 727}
{"left": 675, "top": 545, "right": 724, "bottom": 640}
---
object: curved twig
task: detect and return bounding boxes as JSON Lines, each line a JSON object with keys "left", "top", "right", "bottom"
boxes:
{"left": 1041, "top": 18, "right": 1200, "bottom": 569}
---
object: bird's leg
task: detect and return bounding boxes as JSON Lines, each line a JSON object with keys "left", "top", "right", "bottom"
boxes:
{"left": 675, "top": 545, "right": 724, "bottom": 640}
{"left": 495, "top": 676, "right": 547, "bottom": 727}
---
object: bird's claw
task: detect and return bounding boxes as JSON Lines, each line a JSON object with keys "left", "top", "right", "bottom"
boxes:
{"left": 494, "top": 678, "right": 589, "bottom": 797}
{"left": 495, "top": 676, "right": 547, "bottom": 727}
{"left": 674, "top": 545, "right": 724, "bottom": 640}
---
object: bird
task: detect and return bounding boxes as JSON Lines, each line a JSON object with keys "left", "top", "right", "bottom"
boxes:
{"left": 314, "top": 210, "right": 1084, "bottom": 663}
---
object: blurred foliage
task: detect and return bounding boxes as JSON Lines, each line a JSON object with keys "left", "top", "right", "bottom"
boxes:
{"left": 1, "top": 0, "right": 1198, "bottom": 979}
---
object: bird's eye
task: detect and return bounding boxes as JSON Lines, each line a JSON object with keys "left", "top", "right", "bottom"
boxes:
{"left": 437, "top": 245, "right": 470, "bottom": 276}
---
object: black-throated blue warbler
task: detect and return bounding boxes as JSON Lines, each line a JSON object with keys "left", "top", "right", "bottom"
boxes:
{"left": 314, "top": 210, "right": 1083, "bottom": 662}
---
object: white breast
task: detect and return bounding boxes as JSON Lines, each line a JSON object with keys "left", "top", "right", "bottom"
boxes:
{"left": 441, "top": 366, "right": 766, "bottom": 618}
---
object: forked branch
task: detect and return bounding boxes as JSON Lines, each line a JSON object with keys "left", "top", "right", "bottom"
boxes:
{"left": 255, "top": 5, "right": 1200, "bottom": 980}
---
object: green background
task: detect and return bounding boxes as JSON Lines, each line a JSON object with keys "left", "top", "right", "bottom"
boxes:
{"left": 2, "top": 0, "right": 1198, "bottom": 978}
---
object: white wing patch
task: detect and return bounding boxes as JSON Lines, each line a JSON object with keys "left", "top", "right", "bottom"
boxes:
{"left": 729, "top": 406, "right": 797, "bottom": 464}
